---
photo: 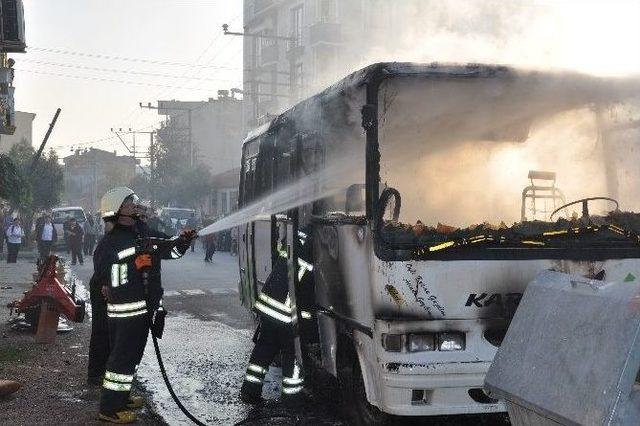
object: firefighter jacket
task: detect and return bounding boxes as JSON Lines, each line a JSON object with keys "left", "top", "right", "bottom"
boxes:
{"left": 254, "top": 231, "right": 315, "bottom": 325}
{"left": 94, "top": 223, "right": 190, "bottom": 319}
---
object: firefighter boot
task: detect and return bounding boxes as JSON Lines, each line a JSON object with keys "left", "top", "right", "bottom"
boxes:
{"left": 240, "top": 381, "right": 263, "bottom": 405}
{"left": 127, "top": 395, "right": 144, "bottom": 409}
{"left": 98, "top": 410, "right": 137, "bottom": 424}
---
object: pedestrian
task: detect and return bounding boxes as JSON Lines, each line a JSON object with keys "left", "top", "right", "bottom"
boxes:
{"left": 187, "top": 212, "right": 198, "bottom": 252}
{"left": 5, "top": 217, "right": 24, "bottom": 263}
{"left": 204, "top": 232, "right": 216, "bottom": 262}
{"left": 63, "top": 215, "right": 72, "bottom": 253}
{"left": 94, "top": 187, "right": 195, "bottom": 423}
{"left": 240, "top": 227, "right": 315, "bottom": 406}
{"left": 36, "top": 214, "right": 57, "bottom": 260}
{"left": 1, "top": 209, "right": 12, "bottom": 255}
{"left": 84, "top": 214, "right": 96, "bottom": 255}
{"left": 0, "top": 209, "right": 5, "bottom": 254}
{"left": 66, "top": 218, "right": 84, "bottom": 265}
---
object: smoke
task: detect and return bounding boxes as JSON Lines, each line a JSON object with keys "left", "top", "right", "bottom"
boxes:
{"left": 377, "top": 72, "right": 640, "bottom": 227}
{"left": 311, "top": 0, "right": 640, "bottom": 96}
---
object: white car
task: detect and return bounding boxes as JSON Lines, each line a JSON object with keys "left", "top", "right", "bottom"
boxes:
{"left": 51, "top": 207, "right": 87, "bottom": 248}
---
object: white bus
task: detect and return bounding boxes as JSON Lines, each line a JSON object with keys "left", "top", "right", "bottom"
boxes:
{"left": 237, "top": 63, "right": 640, "bottom": 424}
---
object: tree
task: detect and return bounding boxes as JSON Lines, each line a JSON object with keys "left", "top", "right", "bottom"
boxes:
{"left": 133, "top": 120, "right": 213, "bottom": 208}
{"left": 0, "top": 153, "right": 23, "bottom": 201}
{"left": 5, "top": 140, "right": 64, "bottom": 246}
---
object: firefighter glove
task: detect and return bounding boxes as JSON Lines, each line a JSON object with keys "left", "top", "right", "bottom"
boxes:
{"left": 134, "top": 254, "right": 153, "bottom": 271}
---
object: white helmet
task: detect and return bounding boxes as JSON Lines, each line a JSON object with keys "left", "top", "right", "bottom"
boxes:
{"left": 100, "top": 187, "right": 137, "bottom": 219}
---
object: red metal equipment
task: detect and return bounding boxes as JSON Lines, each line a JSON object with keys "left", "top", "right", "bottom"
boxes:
{"left": 7, "top": 255, "right": 85, "bottom": 342}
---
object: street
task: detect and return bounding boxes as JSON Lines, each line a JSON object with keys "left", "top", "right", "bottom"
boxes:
{"left": 71, "top": 246, "right": 344, "bottom": 425}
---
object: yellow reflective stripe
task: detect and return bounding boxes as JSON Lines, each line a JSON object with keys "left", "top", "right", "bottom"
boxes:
{"left": 120, "top": 264, "right": 128, "bottom": 285}
{"left": 248, "top": 364, "right": 267, "bottom": 375}
{"left": 111, "top": 264, "right": 120, "bottom": 288}
{"left": 107, "top": 300, "right": 147, "bottom": 312}
{"left": 283, "top": 377, "right": 304, "bottom": 385}
{"left": 255, "top": 301, "right": 292, "bottom": 323}
{"left": 543, "top": 230, "right": 568, "bottom": 236}
{"left": 117, "top": 247, "right": 136, "bottom": 260}
{"left": 102, "top": 379, "right": 132, "bottom": 392}
{"left": 521, "top": 240, "right": 545, "bottom": 246}
{"left": 259, "top": 293, "right": 291, "bottom": 313}
{"left": 170, "top": 247, "right": 183, "bottom": 259}
{"left": 107, "top": 308, "right": 148, "bottom": 318}
{"left": 245, "top": 374, "right": 263, "bottom": 383}
{"left": 105, "top": 371, "right": 134, "bottom": 383}
{"left": 301, "top": 311, "right": 312, "bottom": 319}
{"left": 282, "top": 385, "right": 303, "bottom": 394}
{"left": 429, "top": 241, "right": 456, "bottom": 252}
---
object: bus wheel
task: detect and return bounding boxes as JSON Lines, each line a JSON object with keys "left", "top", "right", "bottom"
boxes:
{"left": 338, "top": 349, "right": 390, "bottom": 426}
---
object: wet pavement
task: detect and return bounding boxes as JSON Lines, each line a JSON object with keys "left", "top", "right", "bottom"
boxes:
{"left": 70, "top": 248, "right": 507, "bottom": 425}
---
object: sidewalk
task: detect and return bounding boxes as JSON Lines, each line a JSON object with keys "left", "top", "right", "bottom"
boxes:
{"left": 0, "top": 259, "right": 164, "bottom": 425}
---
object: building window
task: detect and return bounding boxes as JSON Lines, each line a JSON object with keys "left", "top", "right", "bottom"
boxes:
{"left": 290, "top": 5, "right": 304, "bottom": 48}
{"left": 318, "top": 0, "right": 336, "bottom": 23}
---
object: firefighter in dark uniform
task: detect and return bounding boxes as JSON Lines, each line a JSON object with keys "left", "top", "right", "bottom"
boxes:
{"left": 95, "top": 187, "right": 195, "bottom": 423}
{"left": 240, "top": 227, "right": 315, "bottom": 405}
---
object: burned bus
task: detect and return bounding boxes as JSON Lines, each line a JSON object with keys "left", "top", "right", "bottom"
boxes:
{"left": 237, "top": 62, "right": 640, "bottom": 423}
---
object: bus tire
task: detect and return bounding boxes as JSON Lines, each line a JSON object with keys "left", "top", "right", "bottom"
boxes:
{"left": 337, "top": 343, "right": 390, "bottom": 426}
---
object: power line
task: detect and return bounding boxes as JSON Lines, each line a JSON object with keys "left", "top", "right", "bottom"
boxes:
{"left": 18, "top": 59, "right": 242, "bottom": 83}
{"left": 16, "top": 68, "right": 240, "bottom": 91}
{"left": 26, "top": 45, "right": 241, "bottom": 70}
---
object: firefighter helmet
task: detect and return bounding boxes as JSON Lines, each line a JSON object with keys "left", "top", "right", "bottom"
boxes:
{"left": 100, "top": 187, "right": 137, "bottom": 219}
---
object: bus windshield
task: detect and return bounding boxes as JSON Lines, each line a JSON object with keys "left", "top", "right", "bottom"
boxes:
{"left": 376, "top": 73, "right": 640, "bottom": 250}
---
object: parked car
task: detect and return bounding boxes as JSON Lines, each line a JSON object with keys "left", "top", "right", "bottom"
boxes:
{"left": 157, "top": 207, "right": 195, "bottom": 234}
{"left": 51, "top": 207, "right": 87, "bottom": 249}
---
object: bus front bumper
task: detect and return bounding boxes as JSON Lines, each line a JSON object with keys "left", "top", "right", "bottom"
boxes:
{"left": 378, "top": 361, "right": 506, "bottom": 416}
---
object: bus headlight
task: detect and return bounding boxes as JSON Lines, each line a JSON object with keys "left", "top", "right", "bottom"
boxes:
{"left": 438, "top": 332, "right": 466, "bottom": 351}
{"left": 408, "top": 333, "right": 435, "bottom": 352}
{"left": 381, "top": 334, "right": 403, "bottom": 352}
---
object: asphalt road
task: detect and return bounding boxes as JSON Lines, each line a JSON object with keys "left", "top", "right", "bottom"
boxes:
{"left": 71, "top": 246, "right": 507, "bottom": 426}
{"left": 71, "top": 246, "right": 343, "bottom": 425}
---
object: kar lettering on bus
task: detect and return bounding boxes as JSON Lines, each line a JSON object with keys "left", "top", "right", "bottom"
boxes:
{"left": 464, "top": 292, "right": 523, "bottom": 308}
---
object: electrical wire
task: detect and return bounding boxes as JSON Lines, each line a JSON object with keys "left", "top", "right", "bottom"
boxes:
{"left": 27, "top": 46, "right": 240, "bottom": 70}
{"left": 18, "top": 59, "right": 242, "bottom": 83}
{"left": 16, "top": 68, "right": 236, "bottom": 91}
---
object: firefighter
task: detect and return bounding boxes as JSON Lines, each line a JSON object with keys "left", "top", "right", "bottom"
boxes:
{"left": 239, "top": 226, "right": 315, "bottom": 406}
{"left": 95, "top": 187, "right": 195, "bottom": 424}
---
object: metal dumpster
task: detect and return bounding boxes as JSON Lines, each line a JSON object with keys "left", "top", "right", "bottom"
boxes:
{"left": 484, "top": 269, "right": 640, "bottom": 426}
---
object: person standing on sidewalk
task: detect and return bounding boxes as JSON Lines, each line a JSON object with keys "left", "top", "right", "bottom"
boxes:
{"left": 36, "top": 215, "right": 57, "bottom": 260}
{"left": 5, "top": 217, "right": 24, "bottom": 263}
{"left": 67, "top": 218, "right": 84, "bottom": 265}
{"left": 84, "top": 214, "right": 96, "bottom": 256}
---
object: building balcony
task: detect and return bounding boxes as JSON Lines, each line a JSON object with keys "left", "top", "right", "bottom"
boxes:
{"left": 309, "top": 22, "right": 341, "bottom": 46}
{"left": 286, "top": 42, "right": 304, "bottom": 61}
{"left": 260, "top": 43, "right": 279, "bottom": 66}
{"left": 253, "top": 0, "right": 273, "bottom": 14}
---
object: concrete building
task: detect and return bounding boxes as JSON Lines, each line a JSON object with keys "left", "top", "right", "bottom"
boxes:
{"left": 0, "top": 110, "right": 34, "bottom": 153}
{"left": 63, "top": 148, "right": 137, "bottom": 213}
{"left": 155, "top": 91, "right": 243, "bottom": 217}
{"left": 242, "top": 0, "right": 398, "bottom": 128}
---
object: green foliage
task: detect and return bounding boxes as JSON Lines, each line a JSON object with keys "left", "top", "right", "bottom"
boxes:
{"left": 131, "top": 121, "right": 213, "bottom": 208}
{"left": 0, "top": 153, "right": 22, "bottom": 201}
{"left": 7, "top": 141, "right": 64, "bottom": 211}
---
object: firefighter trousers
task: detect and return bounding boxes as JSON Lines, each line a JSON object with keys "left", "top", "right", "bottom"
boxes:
{"left": 88, "top": 281, "right": 110, "bottom": 380}
{"left": 242, "top": 317, "right": 304, "bottom": 397}
{"left": 99, "top": 313, "right": 149, "bottom": 415}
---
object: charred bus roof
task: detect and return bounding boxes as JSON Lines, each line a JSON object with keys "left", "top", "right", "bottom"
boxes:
{"left": 241, "top": 61, "right": 639, "bottom": 148}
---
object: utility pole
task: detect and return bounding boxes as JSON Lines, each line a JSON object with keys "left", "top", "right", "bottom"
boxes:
{"left": 30, "top": 108, "right": 61, "bottom": 172}
{"left": 140, "top": 102, "right": 194, "bottom": 168}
